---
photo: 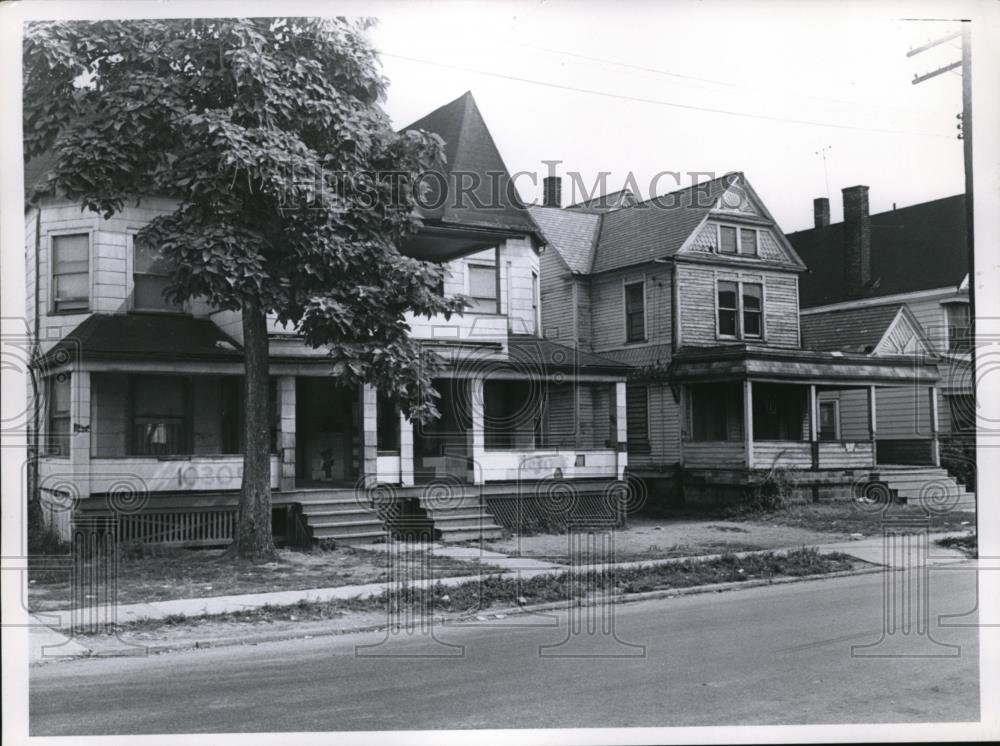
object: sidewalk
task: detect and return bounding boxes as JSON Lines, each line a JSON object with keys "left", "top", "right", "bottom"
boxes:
{"left": 28, "top": 531, "right": 972, "bottom": 662}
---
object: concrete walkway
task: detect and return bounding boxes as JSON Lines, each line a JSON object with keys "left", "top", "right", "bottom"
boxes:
{"left": 28, "top": 531, "right": 972, "bottom": 662}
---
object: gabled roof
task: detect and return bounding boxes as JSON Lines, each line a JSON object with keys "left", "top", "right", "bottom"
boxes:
{"left": 528, "top": 206, "right": 601, "bottom": 273}
{"left": 787, "top": 194, "right": 968, "bottom": 308}
{"left": 590, "top": 172, "right": 739, "bottom": 273}
{"left": 39, "top": 314, "right": 243, "bottom": 366}
{"left": 400, "top": 91, "right": 541, "bottom": 241}
{"left": 800, "top": 304, "right": 934, "bottom": 356}
{"left": 800, "top": 304, "right": 903, "bottom": 353}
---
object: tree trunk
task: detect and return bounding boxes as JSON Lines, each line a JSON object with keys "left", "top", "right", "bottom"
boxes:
{"left": 232, "top": 300, "right": 276, "bottom": 560}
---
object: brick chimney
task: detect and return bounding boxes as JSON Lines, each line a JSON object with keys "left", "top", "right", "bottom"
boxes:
{"left": 813, "top": 197, "right": 830, "bottom": 228}
{"left": 543, "top": 176, "right": 561, "bottom": 207}
{"left": 842, "top": 185, "right": 871, "bottom": 297}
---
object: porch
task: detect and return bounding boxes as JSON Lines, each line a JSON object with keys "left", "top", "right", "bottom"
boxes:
{"left": 674, "top": 346, "right": 941, "bottom": 473}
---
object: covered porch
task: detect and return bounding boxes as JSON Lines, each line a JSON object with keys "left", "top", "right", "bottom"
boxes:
{"left": 674, "top": 346, "right": 941, "bottom": 472}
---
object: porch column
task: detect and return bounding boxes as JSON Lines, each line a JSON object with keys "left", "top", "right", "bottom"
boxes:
{"left": 868, "top": 385, "right": 878, "bottom": 466}
{"left": 929, "top": 386, "right": 940, "bottom": 467}
{"left": 399, "top": 411, "right": 415, "bottom": 487}
{"left": 361, "top": 384, "right": 378, "bottom": 487}
{"left": 808, "top": 384, "right": 818, "bottom": 470}
{"left": 70, "top": 370, "right": 92, "bottom": 499}
{"left": 277, "top": 376, "right": 296, "bottom": 491}
{"left": 743, "top": 379, "right": 754, "bottom": 469}
{"left": 614, "top": 381, "right": 628, "bottom": 480}
{"left": 469, "top": 376, "right": 485, "bottom": 485}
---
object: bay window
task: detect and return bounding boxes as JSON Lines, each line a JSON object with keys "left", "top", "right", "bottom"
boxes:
{"left": 51, "top": 234, "right": 90, "bottom": 312}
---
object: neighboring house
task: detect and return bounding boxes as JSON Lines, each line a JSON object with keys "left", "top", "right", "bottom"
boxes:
{"left": 27, "top": 91, "right": 631, "bottom": 545}
{"left": 533, "top": 172, "right": 955, "bottom": 505}
{"left": 787, "top": 189, "right": 973, "bottom": 442}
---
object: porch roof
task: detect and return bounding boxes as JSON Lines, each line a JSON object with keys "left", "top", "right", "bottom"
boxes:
{"left": 39, "top": 313, "right": 244, "bottom": 367}
{"left": 671, "top": 344, "right": 939, "bottom": 385}
{"left": 507, "top": 336, "right": 631, "bottom": 376}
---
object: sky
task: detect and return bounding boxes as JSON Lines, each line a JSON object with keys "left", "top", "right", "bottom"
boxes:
{"left": 369, "top": 0, "right": 968, "bottom": 233}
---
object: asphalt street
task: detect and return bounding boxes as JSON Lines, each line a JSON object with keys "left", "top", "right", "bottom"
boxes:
{"left": 30, "top": 568, "right": 980, "bottom": 734}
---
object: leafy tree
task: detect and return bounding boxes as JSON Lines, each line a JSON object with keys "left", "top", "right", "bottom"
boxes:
{"left": 24, "top": 18, "right": 465, "bottom": 559}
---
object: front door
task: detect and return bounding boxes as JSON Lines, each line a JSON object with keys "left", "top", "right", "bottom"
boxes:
{"left": 295, "top": 378, "right": 360, "bottom": 486}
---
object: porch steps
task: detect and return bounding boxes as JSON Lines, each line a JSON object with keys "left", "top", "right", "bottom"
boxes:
{"left": 297, "top": 498, "right": 388, "bottom": 544}
{"left": 415, "top": 491, "right": 505, "bottom": 543}
{"left": 871, "top": 467, "right": 976, "bottom": 511}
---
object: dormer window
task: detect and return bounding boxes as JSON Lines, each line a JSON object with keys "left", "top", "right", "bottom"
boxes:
{"left": 717, "top": 224, "right": 759, "bottom": 257}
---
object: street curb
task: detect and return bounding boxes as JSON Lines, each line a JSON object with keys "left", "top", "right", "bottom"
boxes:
{"left": 40, "top": 561, "right": 889, "bottom": 663}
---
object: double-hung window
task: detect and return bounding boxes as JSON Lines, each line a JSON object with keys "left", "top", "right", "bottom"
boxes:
{"left": 945, "top": 302, "right": 971, "bottom": 353}
{"left": 51, "top": 234, "right": 90, "bottom": 312}
{"left": 46, "top": 374, "right": 71, "bottom": 457}
{"left": 717, "top": 225, "right": 759, "bottom": 257}
{"left": 624, "top": 281, "right": 646, "bottom": 343}
{"left": 717, "top": 280, "right": 764, "bottom": 339}
{"left": 468, "top": 263, "right": 498, "bottom": 313}
{"left": 133, "top": 236, "right": 182, "bottom": 312}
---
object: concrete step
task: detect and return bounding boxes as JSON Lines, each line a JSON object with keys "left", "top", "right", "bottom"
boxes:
{"left": 311, "top": 528, "right": 387, "bottom": 544}
{"left": 302, "top": 505, "right": 381, "bottom": 518}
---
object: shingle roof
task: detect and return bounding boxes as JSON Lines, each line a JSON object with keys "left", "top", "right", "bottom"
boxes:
{"left": 787, "top": 194, "right": 968, "bottom": 307}
{"left": 40, "top": 314, "right": 243, "bottom": 366}
{"left": 591, "top": 172, "right": 739, "bottom": 273}
{"left": 400, "top": 92, "right": 541, "bottom": 240}
{"left": 528, "top": 206, "right": 601, "bottom": 273}
{"left": 566, "top": 188, "right": 637, "bottom": 213}
{"left": 800, "top": 305, "right": 902, "bottom": 353}
{"left": 507, "top": 336, "right": 630, "bottom": 375}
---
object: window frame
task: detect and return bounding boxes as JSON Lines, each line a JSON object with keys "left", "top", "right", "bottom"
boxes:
{"left": 49, "top": 230, "right": 92, "bottom": 315}
{"left": 716, "top": 278, "right": 765, "bottom": 341}
{"left": 623, "top": 279, "right": 647, "bottom": 344}
{"left": 466, "top": 262, "right": 500, "bottom": 314}
{"left": 45, "top": 373, "right": 72, "bottom": 458}
{"left": 818, "top": 399, "right": 840, "bottom": 441}
{"left": 715, "top": 223, "right": 761, "bottom": 257}
{"left": 128, "top": 232, "right": 185, "bottom": 314}
{"left": 942, "top": 301, "right": 971, "bottom": 354}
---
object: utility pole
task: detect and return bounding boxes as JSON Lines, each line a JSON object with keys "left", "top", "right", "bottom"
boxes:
{"left": 909, "top": 20, "right": 976, "bottom": 509}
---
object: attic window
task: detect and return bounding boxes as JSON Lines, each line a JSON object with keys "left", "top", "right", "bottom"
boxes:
{"left": 716, "top": 224, "right": 759, "bottom": 256}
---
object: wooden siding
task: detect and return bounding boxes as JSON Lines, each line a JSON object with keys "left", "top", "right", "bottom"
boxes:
{"left": 675, "top": 263, "right": 800, "bottom": 349}
{"left": 752, "top": 441, "right": 811, "bottom": 469}
{"left": 540, "top": 247, "right": 576, "bottom": 342}
{"left": 818, "top": 441, "right": 874, "bottom": 468}
{"left": 590, "top": 264, "right": 673, "bottom": 353}
{"left": 684, "top": 441, "right": 745, "bottom": 468}
{"left": 629, "top": 382, "right": 681, "bottom": 468}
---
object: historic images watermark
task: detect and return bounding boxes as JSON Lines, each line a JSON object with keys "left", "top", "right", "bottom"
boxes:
{"left": 277, "top": 161, "right": 738, "bottom": 212}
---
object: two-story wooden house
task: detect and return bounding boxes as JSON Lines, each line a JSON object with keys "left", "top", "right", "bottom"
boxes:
{"left": 535, "top": 172, "right": 968, "bottom": 507}
{"left": 788, "top": 189, "right": 974, "bottom": 486}
{"left": 27, "top": 92, "right": 631, "bottom": 545}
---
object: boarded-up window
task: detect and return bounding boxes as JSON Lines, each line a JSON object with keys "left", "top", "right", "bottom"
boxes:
{"left": 51, "top": 234, "right": 90, "bottom": 312}
{"left": 133, "top": 236, "right": 183, "bottom": 312}
{"left": 468, "top": 264, "right": 498, "bottom": 313}
{"left": 625, "top": 281, "right": 645, "bottom": 343}
{"left": 626, "top": 383, "right": 650, "bottom": 454}
{"left": 46, "top": 374, "right": 71, "bottom": 456}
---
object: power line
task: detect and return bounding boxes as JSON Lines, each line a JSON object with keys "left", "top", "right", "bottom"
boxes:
{"left": 381, "top": 51, "right": 953, "bottom": 139}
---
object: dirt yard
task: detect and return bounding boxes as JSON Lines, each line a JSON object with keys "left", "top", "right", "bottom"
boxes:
{"left": 481, "top": 516, "right": 847, "bottom": 563}
{"left": 28, "top": 544, "right": 493, "bottom": 612}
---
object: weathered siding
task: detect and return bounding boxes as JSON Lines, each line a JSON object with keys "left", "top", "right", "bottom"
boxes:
{"left": 539, "top": 248, "right": 576, "bottom": 342}
{"left": 590, "top": 264, "right": 673, "bottom": 353}
{"left": 684, "top": 441, "right": 745, "bottom": 468}
{"left": 676, "top": 263, "right": 800, "bottom": 349}
{"left": 628, "top": 382, "right": 681, "bottom": 468}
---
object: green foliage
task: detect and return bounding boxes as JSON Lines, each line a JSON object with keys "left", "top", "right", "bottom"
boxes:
{"left": 23, "top": 17, "right": 467, "bottom": 422}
